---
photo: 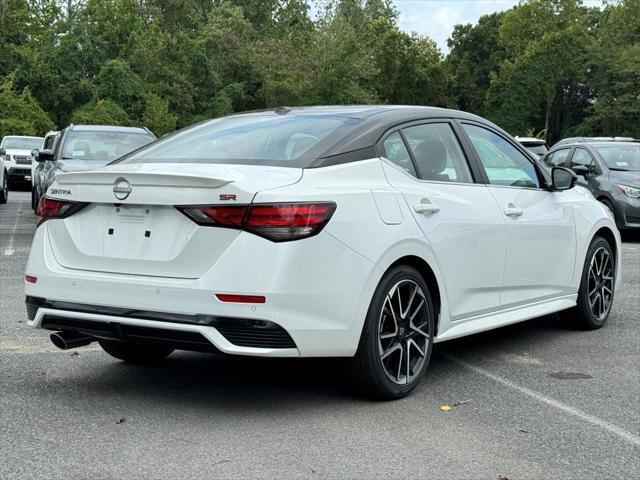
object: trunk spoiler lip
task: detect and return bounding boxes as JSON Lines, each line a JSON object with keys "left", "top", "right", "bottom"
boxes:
{"left": 54, "top": 170, "right": 233, "bottom": 188}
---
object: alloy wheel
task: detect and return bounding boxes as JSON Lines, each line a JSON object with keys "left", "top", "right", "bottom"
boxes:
{"left": 587, "top": 246, "right": 614, "bottom": 321}
{"left": 378, "top": 279, "right": 430, "bottom": 385}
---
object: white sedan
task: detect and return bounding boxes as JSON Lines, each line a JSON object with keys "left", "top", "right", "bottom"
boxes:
{"left": 25, "top": 106, "right": 621, "bottom": 398}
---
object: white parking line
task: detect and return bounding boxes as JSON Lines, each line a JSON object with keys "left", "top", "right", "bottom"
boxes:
{"left": 443, "top": 353, "right": 640, "bottom": 447}
{"left": 2, "top": 199, "right": 23, "bottom": 258}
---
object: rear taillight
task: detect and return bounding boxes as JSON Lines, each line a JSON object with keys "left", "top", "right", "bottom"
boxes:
{"left": 179, "top": 202, "right": 336, "bottom": 242}
{"left": 36, "top": 198, "right": 88, "bottom": 223}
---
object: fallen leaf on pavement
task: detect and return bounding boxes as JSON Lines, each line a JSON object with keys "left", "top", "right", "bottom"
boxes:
{"left": 115, "top": 416, "right": 125, "bottom": 424}
{"left": 440, "top": 405, "right": 451, "bottom": 412}
{"left": 497, "top": 475, "right": 509, "bottom": 480}
{"left": 453, "top": 400, "right": 471, "bottom": 406}
{"left": 70, "top": 351, "right": 79, "bottom": 356}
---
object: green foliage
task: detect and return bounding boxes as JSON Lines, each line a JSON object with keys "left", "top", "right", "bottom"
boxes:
{"left": 72, "top": 99, "right": 131, "bottom": 126}
{"left": 0, "top": 0, "right": 637, "bottom": 143}
{"left": 0, "top": 77, "right": 54, "bottom": 138}
{"left": 96, "top": 59, "right": 146, "bottom": 118}
{"left": 143, "top": 93, "right": 177, "bottom": 137}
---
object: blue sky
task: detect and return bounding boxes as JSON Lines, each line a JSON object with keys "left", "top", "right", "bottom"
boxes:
{"left": 393, "top": 0, "right": 603, "bottom": 52}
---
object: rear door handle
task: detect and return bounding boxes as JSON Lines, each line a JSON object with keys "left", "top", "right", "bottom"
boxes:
{"left": 414, "top": 202, "right": 440, "bottom": 215}
{"left": 503, "top": 203, "right": 523, "bottom": 217}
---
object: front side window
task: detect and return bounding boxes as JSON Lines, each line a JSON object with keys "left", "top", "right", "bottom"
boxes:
{"left": 463, "top": 124, "right": 540, "bottom": 188}
{"left": 544, "top": 148, "right": 571, "bottom": 168}
{"left": 401, "top": 123, "right": 473, "bottom": 183}
{"left": 43, "top": 134, "right": 57, "bottom": 150}
{"left": 382, "top": 132, "right": 416, "bottom": 177}
{"left": 571, "top": 148, "right": 594, "bottom": 168}
{"left": 118, "top": 115, "right": 361, "bottom": 167}
{"left": 62, "top": 131, "right": 155, "bottom": 162}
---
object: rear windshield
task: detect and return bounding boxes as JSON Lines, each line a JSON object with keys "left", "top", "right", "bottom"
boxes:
{"left": 115, "top": 114, "right": 361, "bottom": 167}
{"left": 62, "top": 131, "right": 155, "bottom": 162}
{"left": 525, "top": 144, "right": 548, "bottom": 156}
{"left": 2, "top": 137, "right": 43, "bottom": 150}
{"left": 595, "top": 145, "right": 640, "bottom": 171}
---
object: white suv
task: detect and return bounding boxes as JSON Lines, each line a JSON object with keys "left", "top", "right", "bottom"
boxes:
{"left": 0, "top": 135, "right": 44, "bottom": 185}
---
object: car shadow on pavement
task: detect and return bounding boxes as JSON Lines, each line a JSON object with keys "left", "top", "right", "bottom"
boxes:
{"left": 41, "top": 313, "right": 581, "bottom": 407}
{"left": 621, "top": 230, "right": 640, "bottom": 243}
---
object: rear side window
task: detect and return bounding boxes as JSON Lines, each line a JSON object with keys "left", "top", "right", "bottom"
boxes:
{"left": 401, "top": 123, "right": 473, "bottom": 183}
{"left": 118, "top": 115, "right": 361, "bottom": 167}
{"left": 544, "top": 148, "right": 571, "bottom": 168}
{"left": 382, "top": 132, "right": 416, "bottom": 177}
{"left": 463, "top": 124, "right": 540, "bottom": 188}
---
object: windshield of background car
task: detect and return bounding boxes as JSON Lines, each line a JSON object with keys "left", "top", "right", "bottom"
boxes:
{"left": 62, "top": 131, "right": 155, "bottom": 162}
{"left": 526, "top": 144, "right": 548, "bottom": 156}
{"left": 2, "top": 137, "right": 43, "bottom": 150}
{"left": 595, "top": 145, "right": 640, "bottom": 171}
{"left": 115, "top": 115, "right": 362, "bottom": 167}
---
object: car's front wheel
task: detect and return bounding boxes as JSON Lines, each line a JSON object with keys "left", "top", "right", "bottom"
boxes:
{"left": 349, "top": 265, "right": 435, "bottom": 399}
{"left": 98, "top": 340, "right": 174, "bottom": 364}
{"left": 0, "top": 171, "right": 7, "bottom": 204}
{"left": 568, "top": 236, "right": 615, "bottom": 330}
{"left": 31, "top": 187, "right": 37, "bottom": 211}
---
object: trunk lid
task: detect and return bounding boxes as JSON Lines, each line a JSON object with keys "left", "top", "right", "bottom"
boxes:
{"left": 45, "top": 163, "right": 302, "bottom": 278}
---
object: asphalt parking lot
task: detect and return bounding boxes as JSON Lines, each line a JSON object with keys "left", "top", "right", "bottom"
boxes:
{"left": 1, "top": 188, "right": 639, "bottom": 479}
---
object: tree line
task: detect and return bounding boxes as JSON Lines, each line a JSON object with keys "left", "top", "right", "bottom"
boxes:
{"left": 0, "top": 0, "right": 638, "bottom": 144}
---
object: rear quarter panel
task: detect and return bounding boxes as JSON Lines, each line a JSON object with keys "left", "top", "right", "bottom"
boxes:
{"left": 253, "top": 159, "right": 451, "bottom": 347}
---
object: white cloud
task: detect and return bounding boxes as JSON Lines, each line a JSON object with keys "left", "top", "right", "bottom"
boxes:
{"left": 396, "top": 0, "right": 520, "bottom": 52}
{"left": 395, "top": 0, "right": 603, "bottom": 53}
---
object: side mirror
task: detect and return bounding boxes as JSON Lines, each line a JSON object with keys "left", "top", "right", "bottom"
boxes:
{"left": 551, "top": 166, "right": 578, "bottom": 191}
{"left": 572, "top": 165, "right": 590, "bottom": 177}
{"left": 37, "top": 149, "right": 54, "bottom": 162}
{"left": 0, "top": 148, "right": 5, "bottom": 156}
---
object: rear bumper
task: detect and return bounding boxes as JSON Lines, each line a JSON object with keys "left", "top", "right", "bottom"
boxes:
{"left": 28, "top": 297, "right": 299, "bottom": 356}
{"left": 25, "top": 223, "right": 381, "bottom": 357}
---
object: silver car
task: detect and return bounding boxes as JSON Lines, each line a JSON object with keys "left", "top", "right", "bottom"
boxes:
{"left": 32, "top": 124, "right": 156, "bottom": 211}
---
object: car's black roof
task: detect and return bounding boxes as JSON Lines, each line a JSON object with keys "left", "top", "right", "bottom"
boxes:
{"left": 230, "top": 105, "right": 499, "bottom": 165}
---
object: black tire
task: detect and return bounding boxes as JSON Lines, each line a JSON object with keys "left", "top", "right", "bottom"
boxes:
{"left": 31, "top": 187, "right": 36, "bottom": 210}
{"left": 98, "top": 340, "right": 174, "bottom": 364}
{"left": 348, "top": 265, "right": 435, "bottom": 399}
{"left": 599, "top": 199, "right": 620, "bottom": 227}
{"left": 33, "top": 188, "right": 40, "bottom": 212}
{"left": 566, "top": 236, "right": 615, "bottom": 330}
{"left": 599, "top": 198, "right": 614, "bottom": 214}
{"left": 0, "top": 171, "right": 7, "bottom": 204}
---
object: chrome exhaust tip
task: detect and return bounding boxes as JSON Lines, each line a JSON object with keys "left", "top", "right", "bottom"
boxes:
{"left": 50, "top": 331, "right": 94, "bottom": 350}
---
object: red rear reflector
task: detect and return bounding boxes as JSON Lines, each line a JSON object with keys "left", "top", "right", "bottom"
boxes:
{"left": 36, "top": 197, "right": 87, "bottom": 222}
{"left": 25, "top": 275, "right": 37, "bottom": 284}
{"left": 178, "top": 202, "right": 336, "bottom": 242}
{"left": 216, "top": 294, "right": 266, "bottom": 304}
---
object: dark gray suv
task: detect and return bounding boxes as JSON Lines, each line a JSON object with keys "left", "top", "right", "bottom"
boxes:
{"left": 540, "top": 141, "right": 640, "bottom": 230}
